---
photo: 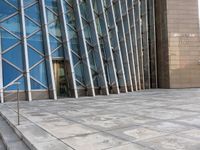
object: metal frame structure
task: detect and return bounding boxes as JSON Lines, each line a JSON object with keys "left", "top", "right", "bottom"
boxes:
{"left": 127, "top": 0, "right": 141, "bottom": 90}
{"left": 120, "top": 0, "right": 138, "bottom": 91}
{"left": 0, "top": 0, "right": 157, "bottom": 102}
{"left": 113, "top": 0, "right": 133, "bottom": 92}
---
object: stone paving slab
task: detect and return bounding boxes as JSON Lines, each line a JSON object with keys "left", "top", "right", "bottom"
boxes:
{"left": 1, "top": 89, "right": 200, "bottom": 149}
{"left": 0, "top": 138, "right": 5, "bottom": 150}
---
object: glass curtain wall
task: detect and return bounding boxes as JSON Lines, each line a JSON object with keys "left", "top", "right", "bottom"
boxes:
{"left": 0, "top": 1, "right": 27, "bottom": 101}
{"left": 103, "top": 0, "right": 127, "bottom": 92}
{"left": 133, "top": 0, "right": 145, "bottom": 89}
{"left": 120, "top": 0, "right": 137, "bottom": 90}
{"left": 25, "top": 1, "right": 48, "bottom": 93}
{"left": 113, "top": 0, "right": 133, "bottom": 92}
{"left": 79, "top": 0, "right": 108, "bottom": 95}
{"left": 0, "top": 0, "right": 157, "bottom": 102}
{"left": 141, "top": 0, "right": 150, "bottom": 89}
{"left": 127, "top": 0, "right": 141, "bottom": 90}
{"left": 61, "top": 0, "right": 94, "bottom": 96}
{"left": 92, "top": 0, "right": 119, "bottom": 94}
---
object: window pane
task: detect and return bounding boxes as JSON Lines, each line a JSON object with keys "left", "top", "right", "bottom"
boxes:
{"left": 30, "top": 62, "right": 48, "bottom": 86}
{"left": 28, "top": 31, "right": 44, "bottom": 53}
{"left": 1, "top": 15, "right": 21, "bottom": 37}
{"left": 3, "top": 44, "right": 24, "bottom": 70}
{"left": 3, "top": 61, "right": 21, "bottom": 86}
{"left": 0, "top": 29, "right": 19, "bottom": 51}
{"left": 28, "top": 47, "right": 43, "bottom": 67}
{"left": 0, "top": 1, "right": 16, "bottom": 20}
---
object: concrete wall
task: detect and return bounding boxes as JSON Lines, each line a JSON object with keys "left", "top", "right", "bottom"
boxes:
{"left": 155, "top": 0, "right": 170, "bottom": 88}
{"left": 167, "top": 0, "right": 200, "bottom": 88}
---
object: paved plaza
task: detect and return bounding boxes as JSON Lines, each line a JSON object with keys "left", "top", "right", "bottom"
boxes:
{"left": 1, "top": 89, "right": 200, "bottom": 149}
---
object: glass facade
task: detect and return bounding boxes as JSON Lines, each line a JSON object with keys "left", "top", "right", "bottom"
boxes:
{"left": 0, "top": 0, "right": 157, "bottom": 102}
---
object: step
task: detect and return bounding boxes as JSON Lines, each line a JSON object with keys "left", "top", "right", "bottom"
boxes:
{"left": 0, "top": 105, "right": 74, "bottom": 150}
{"left": 0, "top": 116, "right": 30, "bottom": 150}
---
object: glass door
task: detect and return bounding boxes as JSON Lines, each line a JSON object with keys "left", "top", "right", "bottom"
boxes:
{"left": 53, "top": 60, "right": 69, "bottom": 98}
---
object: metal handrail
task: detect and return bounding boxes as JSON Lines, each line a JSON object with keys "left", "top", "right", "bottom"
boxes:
{"left": 0, "top": 82, "right": 21, "bottom": 125}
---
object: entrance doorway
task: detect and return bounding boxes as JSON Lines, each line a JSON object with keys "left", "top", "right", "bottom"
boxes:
{"left": 53, "top": 60, "right": 69, "bottom": 98}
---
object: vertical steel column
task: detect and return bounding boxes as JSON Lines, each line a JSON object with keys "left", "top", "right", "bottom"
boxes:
{"left": 0, "top": 33, "right": 4, "bottom": 103}
{"left": 74, "top": 0, "right": 95, "bottom": 96}
{"left": 105, "top": 0, "right": 127, "bottom": 93}
{"left": 94, "top": 0, "right": 120, "bottom": 94}
{"left": 120, "top": 0, "right": 138, "bottom": 91}
{"left": 101, "top": 0, "right": 120, "bottom": 94}
{"left": 58, "top": 0, "right": 78, "bottom": 98}
{"left": 134, "top": 0, "right": 145, "bottom": 89}
{"left": 141, "top": 0, "right": 151, "bottom": 89}
{"left": 148, "top": 0, "right": 158, "bottom": 88}
{"left": 39, "top": 0, "right": 57, "bottom": 100}
{"left": 128, "top": 0, "right": 141, "bottom": 90}
{"left": 20, "top": 0, "right": 32, "bottom": 101}
{"left": 113, "top": 0, "right": 133, "bottom": 92}
{"left": 87, "top": 0, "right": 109, "bottom": 95}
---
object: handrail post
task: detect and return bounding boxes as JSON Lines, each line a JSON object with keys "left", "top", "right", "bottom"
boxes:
{"left": 14, "top": 82, "right": 21, "bottom": 125}
{"left": 0, "top": 89, "right": 3, "bottom": 104}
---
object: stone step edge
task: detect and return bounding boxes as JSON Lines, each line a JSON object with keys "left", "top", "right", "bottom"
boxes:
{"left": 0, "top": 110, "right": 37, "bottom": 150}
{"left": 0, "top": 115, "right": 29, "bottom": 150}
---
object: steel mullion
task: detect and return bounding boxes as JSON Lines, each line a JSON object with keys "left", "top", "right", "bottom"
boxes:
{"left": 99, "top": 0, "right": 120, "bottom": 94}
{"left": 2, "top": 58, "right": 24, "bottom": 72}
{"left": 4, "top": 75, "right": 23, "bottom": 89}
{"left": 114, "top": 0, "right": 133, "bottom": 92}
{"left": 39, "top": 0, "right": 57, "bottom": 100}
{"left": 148, "top": 0, "right": 158, "bottom": 88}
{"left": 128, "top": 0, "right": 141, "bottom": 90}
{"left": 0, "top": 32, "right": 4, "bottom": 103}
{"left": 1, "top": 42, "right": 21, "bottom": 54}
{"left": 74, "top": 0, "right": 95, "bottom": 96}
{"left": 135, "top": 0, "right": 145, "bottom": 89}
{"left": 141, "top": 0, "right": 150, "bottom": 89}
{"left": 82, "top": 0, "right": 109, "bottom": 95}
{"left": 0, "top": 12, "right": 18, "bottom": 23}
{"left": 58, "top": 0, "right": 78, "bottom": 98}
{"left": 30, "top": 77, "right": 48, "bottom": 89}
{"left": 106, "top": 0, "right": 127, "bottom": 93}
{"left": 120, "top": 0, "right": 138, "bottom": 91}
{"left": 20, "top": 0, "right": 32, "bottom": 101}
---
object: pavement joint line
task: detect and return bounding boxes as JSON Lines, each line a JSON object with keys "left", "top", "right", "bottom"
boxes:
{"left": 0, "top": 105, "right": 77, "bottom": 150}
{"left": 39, "top": 105, "right": 175, "bottom": 147}
{"left": 2, "top": 89, "right": 200, "bottom": 149}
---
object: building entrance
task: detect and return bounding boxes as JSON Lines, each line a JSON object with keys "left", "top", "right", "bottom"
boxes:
{"left": 53, "top": 61, "right": 69, "bottom": 98}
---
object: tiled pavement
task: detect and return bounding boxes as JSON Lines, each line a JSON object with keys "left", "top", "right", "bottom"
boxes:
{"left": 0, "top": 137, "right": 5, "bottom": 150}
{"left": 1, "top": 89, "right": 200, "bottom": 149}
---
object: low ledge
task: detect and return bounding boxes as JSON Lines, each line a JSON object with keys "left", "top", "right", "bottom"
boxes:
{"left": 0, "top": 116, "right": 29, "bottom": 150}
{"left": 0, "top": 105, "right": 73, "bottom": 150}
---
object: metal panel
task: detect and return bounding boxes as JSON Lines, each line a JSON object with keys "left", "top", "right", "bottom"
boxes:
{"left": 39, "top": 0, "right": 57, "bottom": 100}
{"left": 20, "top": 0, "right": 32, "bottom": 101}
